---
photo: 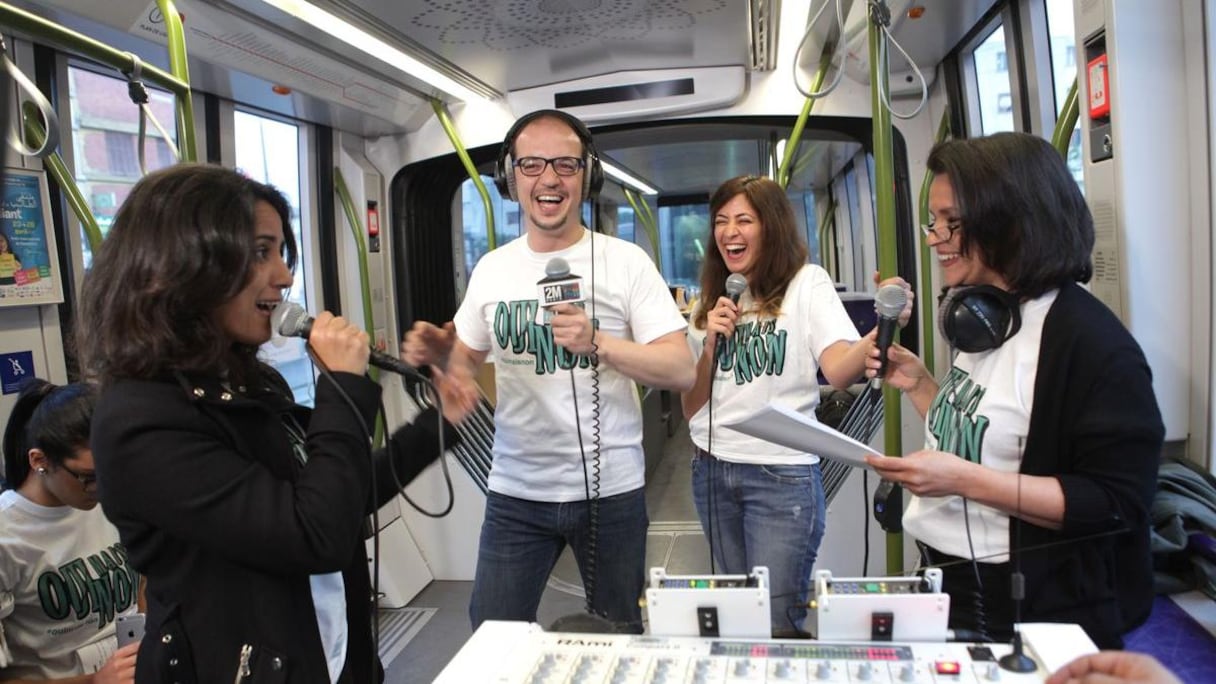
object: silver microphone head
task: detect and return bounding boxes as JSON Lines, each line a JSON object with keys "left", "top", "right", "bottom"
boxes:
{"left": 272, "top": 301, "right": 310, "bottom": 338}
{"left": 875, "top": 284, "right": 908, "bottom": 319}
{"left": 725, "top": 273, "right": 748, "bottom": 299}
{"left": 545, "top": 257, "right": 571, "bottom": 279}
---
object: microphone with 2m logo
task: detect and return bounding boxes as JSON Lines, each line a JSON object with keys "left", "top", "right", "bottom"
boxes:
{"left": 537, "top": 257, "right": 585, "bottom": 324}
{"left": 272, "top": 301, "right": 422, "bottom": 378}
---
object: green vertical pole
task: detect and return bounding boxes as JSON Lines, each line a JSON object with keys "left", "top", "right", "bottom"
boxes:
{"left": 868, "top": 2, "right": 904, "bottom": 575}
{"left": 431, "top": 100, "right": 497, "bottom": 250}
{"left": 155, "top": 0, "right": 197, "bottom": 161}
{"left": 777, "top": 52, "right": 833, "bottom": 189}
{"left": 1051, "top": 80, "right": 1080, "bottom": 157}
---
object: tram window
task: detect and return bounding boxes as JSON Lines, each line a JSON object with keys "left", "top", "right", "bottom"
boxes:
{"left": 658, "top": 203, "right": 708, "bottom": 292}
{"left": 802, "top": 192, "right": 821, "bottom": 267}
{"left": 233, "top": 110, "right": 315, "bottom": 406}
{"left": 972, "top": 25, "right": 1015, "bottom": 134}
{"left": 67, "top": 66, "right": 177, "bottom": 266}
{"left": 616, "top": 206, "right": 637, "bottom": 244}
{"left": 458, "top": 177, "right": 523, "bottom": 278}
{"left": 1046, "top": 0, "right": 1085, "bottom": 189}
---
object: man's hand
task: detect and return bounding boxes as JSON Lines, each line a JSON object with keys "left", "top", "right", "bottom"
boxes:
{"left": 403, "top": 321, "right": 456, "bottom": 369}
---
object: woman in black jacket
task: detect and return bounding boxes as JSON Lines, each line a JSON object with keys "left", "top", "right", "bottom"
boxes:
{"left": 76, "top": 163, "right": 476, "bottom": 683}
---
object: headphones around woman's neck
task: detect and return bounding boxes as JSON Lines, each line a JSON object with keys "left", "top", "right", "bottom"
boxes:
{"left": 937, "top": 285, "right": 1022, "bottom": 353}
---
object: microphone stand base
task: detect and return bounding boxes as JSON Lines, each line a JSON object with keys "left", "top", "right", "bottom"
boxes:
{"left": 998, "top": 630, "right": 1038, "bottom": 673}
{"left": 998, "top": 652, "right": 1037, "bottom": 673}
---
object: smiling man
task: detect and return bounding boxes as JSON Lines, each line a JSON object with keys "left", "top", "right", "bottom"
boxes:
{"left": 404, "top": 109, "right": 694, "bottom": 633}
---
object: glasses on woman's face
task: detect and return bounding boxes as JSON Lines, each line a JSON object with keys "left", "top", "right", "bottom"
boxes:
{"left": 513, "top": 156, "right": 585, "bottom": 177}
{"left": 58, "top": 463, "right": 97, "bottom": 489}
{"left": 920, "top": 218, "right": 962, "bottom": 242}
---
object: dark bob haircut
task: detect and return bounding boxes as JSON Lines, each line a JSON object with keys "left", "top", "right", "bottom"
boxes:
{"left": 926, "top": 132, "right": 1093, "bottom": 298}
{"left": 76, "top": 164, "right": 296, "bottom": 386}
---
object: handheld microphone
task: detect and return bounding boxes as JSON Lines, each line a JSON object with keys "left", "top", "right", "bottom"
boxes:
{"left": 537, "top": 257, "right": 585, "bottom": 324}
{"left": 725, "top": 272, "right": 748, "bottom": 305}
{"left": 871, "top": 284, "right": 908, "bottom": 389}
{"left": 715, "top": 273, "right": 748, "bottom": 356}
{"left": 272, "top": 302, "right": 421, "bottom": 378}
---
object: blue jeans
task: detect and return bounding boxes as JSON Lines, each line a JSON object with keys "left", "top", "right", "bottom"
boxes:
{"left": 691, "top": 450, "right": 826, "bottom": 635}
{"left": 469, "top": 488, "right": 648, "bottom": 632}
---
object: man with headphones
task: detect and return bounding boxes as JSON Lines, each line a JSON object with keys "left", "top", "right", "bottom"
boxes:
{"left": 404, "top": 110, "right": 695, "bottom": 632}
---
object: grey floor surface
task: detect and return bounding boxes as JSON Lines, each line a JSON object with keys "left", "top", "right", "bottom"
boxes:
{"left": 386, "top": 428, "right": 707, "bottom": 683}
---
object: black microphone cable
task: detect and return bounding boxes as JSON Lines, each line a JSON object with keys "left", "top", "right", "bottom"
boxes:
{"left": 961, "top": 498, "right": 991, "bottom": 643}
{"left": 585, "top": 225, "right": 603, "bottom": 618}
{"left": 384, "top": 375, "right": 456, "bottom": 518}
{"left": 703, "top": 273, "right": 749, "bottom": 577}
{"left": 563, "top": 226, "right": 604, "bottom": 619}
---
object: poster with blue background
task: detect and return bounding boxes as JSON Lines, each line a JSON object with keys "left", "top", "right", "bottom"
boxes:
{"left": 0, "top": 169, "right": 63, "bottom": 306}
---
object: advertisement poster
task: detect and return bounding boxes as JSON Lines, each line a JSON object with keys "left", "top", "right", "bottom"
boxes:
{"left": 0, "top": 169, "right": 63, "bottom": 306}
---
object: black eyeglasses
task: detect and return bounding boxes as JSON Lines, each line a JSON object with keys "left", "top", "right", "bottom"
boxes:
{"left": 59, "top": 463, "right": 97, "bottom": 488}
{"left": 920, "top": 218, "right": 962, "bottom": 241}
{"left": 513, "top": 156, "right": 585, "bottom": 177}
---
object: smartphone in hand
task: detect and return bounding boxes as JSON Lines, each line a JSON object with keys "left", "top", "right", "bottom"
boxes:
{"left": 115, "top": 612, "right": 145, "bottom": 648}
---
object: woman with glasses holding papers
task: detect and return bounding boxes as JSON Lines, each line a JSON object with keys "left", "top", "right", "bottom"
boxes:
{"left": 865, "top": 133, "right": 1163, "bottom": 649}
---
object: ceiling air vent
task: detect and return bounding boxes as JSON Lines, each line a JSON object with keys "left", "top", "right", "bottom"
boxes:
{"left": 748, "top": 0, "right": 781, "bottom": 71}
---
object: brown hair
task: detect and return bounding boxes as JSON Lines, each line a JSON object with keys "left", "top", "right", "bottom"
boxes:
{"left": 76, "top": 164, "right": 296, "bottom": 387}
{"left": 694, "top": 175, "right": 808, "bottom": 328}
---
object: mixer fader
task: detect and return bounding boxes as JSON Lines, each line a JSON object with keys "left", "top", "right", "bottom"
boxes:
{"left": 435, "top": 621, "right": 1097, "bottom": 683}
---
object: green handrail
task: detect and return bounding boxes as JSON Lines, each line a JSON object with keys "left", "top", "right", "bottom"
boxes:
{"left": 919, "top": 109, "right": 951, "bottom": 377}
{"left": 1051, "top": 79, "right": 1080, "bottom": 158}
{"left": 333, "top": 167, "right": 385, "bottom": 445}
{"left": 868, "top": 5, "right": 904, "bottom": 575}
{"left": 0, "top": 1, "right": 197, "bottom": 161}
{"left": 21, "top": 101, "right": 102, "bottom": 251}
{"left": 431, "top": 99, "right": 497, "bottom": 250}
{"left": 624, "top": 187, "right": 660, "bottom": 267}
{"left": 777, "top": 52, "right": 833, "bottom": 189}
{"left": 333, "top": 168, "right": 378, "bottom": 356}
{"left": 157, "top": 0, "right": 197, "bottom": 162}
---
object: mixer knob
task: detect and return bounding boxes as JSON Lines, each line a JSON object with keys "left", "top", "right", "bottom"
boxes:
{"left": 856, "top": 662, "right": 874, "bottom": 681}
{"left": 986, "top": 663, "right": 1002, "bottom": 681}
{"left": 816, "top": 661, "right": 833, "bottom": 680}
{"left": 734, "top": 659, "right": 752, "bottom": 676}
{"left": 899, "top": 664, "right": 916, "bottom": 682}
{"left": 774, "top": 659, "right": 792, "bottom": 678}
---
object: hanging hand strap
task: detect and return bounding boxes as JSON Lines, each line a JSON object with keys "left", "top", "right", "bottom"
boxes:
{"left": 2, "top": 36, "right": 60, "bottom": 158}
{"left": 123, "top": 52, "right": 180, "bottom": 174}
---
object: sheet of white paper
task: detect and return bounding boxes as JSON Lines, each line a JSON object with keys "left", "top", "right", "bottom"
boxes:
{"left": 721, "top": 403, "right": 879, "bottom": 470}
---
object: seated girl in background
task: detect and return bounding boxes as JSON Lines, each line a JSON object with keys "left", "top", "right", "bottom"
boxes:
{"left": 0, "top": 379, "right": 139, "bottom": 683}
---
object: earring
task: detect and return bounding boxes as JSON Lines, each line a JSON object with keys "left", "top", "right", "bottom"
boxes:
{"left": 36, "top": 467, "right": 47, "bottom": 474}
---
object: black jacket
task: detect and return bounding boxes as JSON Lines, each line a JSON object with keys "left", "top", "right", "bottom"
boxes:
{"left": 92, "top": 367, "right": 455, "bottom": 683}
{"left": 1018, "top": 283, "right": 1163, "bottom": 648}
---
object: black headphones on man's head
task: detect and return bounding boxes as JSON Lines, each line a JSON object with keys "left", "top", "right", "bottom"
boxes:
{"left": 937, "top": 285, "right": 1023, "bottom": 353}
{"left": 493, "top": 109, "right": 604, "bottom": 202}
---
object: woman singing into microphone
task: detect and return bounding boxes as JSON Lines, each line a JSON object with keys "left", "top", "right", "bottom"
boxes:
{"left": 76, "top": 164, "right": 476, "bottom": 683}
{"left": 683, "top": 175, "right": 912, "bottom": 637}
